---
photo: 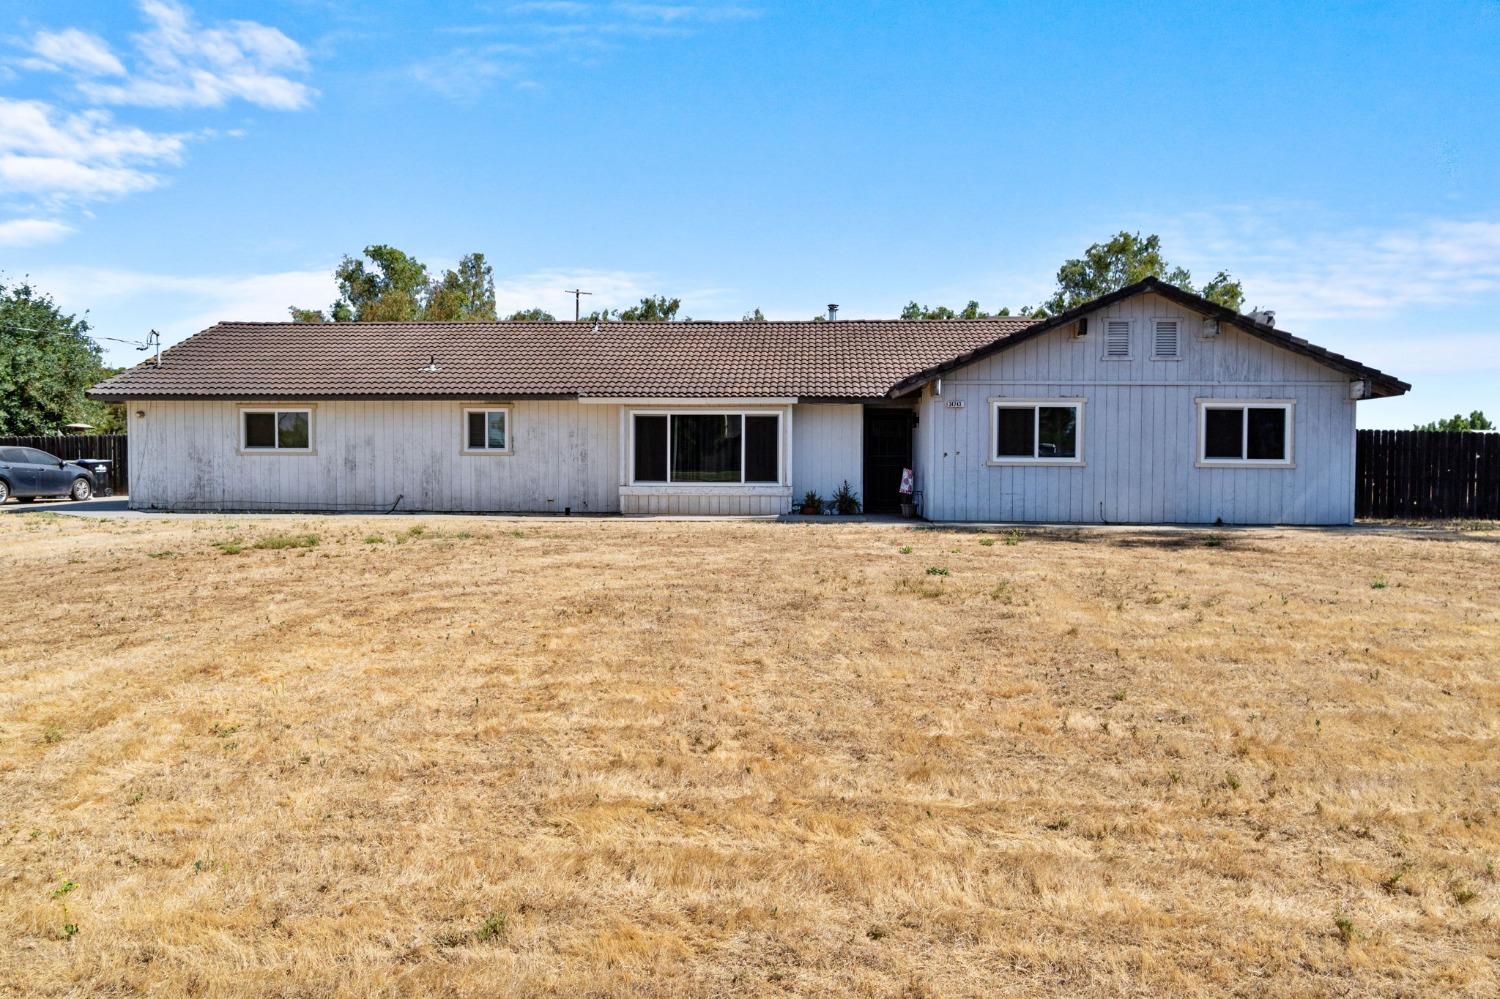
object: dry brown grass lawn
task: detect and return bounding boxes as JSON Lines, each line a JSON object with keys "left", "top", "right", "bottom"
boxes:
{"left": 1, "top": 513, "right": 1496, "bottom": 996}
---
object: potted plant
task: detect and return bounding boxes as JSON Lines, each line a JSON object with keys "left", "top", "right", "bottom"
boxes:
{"left": 831, "top": 480, "right": 862, "bottom": 516}
{"left": 799, "top": 490, "right": 823, "bottom": 515}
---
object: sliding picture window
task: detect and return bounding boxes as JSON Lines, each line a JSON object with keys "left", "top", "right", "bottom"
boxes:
{"left": 631, "top": 411, "right": 782, "bottom": 485}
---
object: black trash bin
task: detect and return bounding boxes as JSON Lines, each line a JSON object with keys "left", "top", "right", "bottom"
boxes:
{"left": 73, "top": 459, "right": 113, "bottom": 497}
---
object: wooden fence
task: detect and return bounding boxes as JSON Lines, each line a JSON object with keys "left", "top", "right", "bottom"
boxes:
{"left": 1356, "top": 430, "right": 1500, "bottom": 520}
{"left": 0, "top": 434, "right": 128, "bottom": 494}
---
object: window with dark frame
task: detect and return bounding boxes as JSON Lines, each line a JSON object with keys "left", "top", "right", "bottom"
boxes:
{"left": 631, "top": 411, "right": 781, "bottom": 485}
{"left": 1200, "top": 403, "right": 1290, "bottom": 463}
{"left": 464, "top": 409, "right": 509, "bottom": 452}
{"left": 991, "top": 401, "right": 1081, "bottom": 462}
{"left": 242, "top": 409, "right": 310, "bottom": 450}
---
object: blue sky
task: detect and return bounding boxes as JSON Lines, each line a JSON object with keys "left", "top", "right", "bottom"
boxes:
{"left": 3, "top": 0, "right": 1498, "bottom": 428}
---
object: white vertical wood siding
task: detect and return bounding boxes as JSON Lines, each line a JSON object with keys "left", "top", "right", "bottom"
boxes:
{"left": 917, "top": 292, "right": 1359, "bottom": 524}
{"left": 127, "top": 399, "right": 622, "bottom": 513}
{"left": 791, "top": 403, "right": 863, "bottom": 504}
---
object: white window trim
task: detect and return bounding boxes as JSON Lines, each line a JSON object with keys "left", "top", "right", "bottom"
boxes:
{"left": 1101, "top": 318, "right": 1133, "bottom": 361}
{"left": 1150, "top": 317, "right": 1182, "bottom": 361}
{"left": 628, "top": 409, "right": 786, "bottom": 486}
{"left": 1195, "top": 399, "right": 1296, "bottom": 468}
{"left": 986, "top": 397, "right": 1086, "bottom": 466}
{"left": 238, "top": 405, "right": 315, "bottom": 455}
{"left": 461, "top": 406, "right": 514, "bottom": 456}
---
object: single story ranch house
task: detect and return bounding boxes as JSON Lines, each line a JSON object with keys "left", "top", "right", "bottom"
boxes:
{"left": 89, "top": 278, "right": 1408, "bottom": 524}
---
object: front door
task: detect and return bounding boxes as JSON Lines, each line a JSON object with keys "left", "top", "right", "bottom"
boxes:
{"left": 862, "top": 408, "right": 914, "bottom": 514}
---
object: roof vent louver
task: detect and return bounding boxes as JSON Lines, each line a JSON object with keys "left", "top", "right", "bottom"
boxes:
{"left": 420, "top": 355, "right": 440, "bottom": 373}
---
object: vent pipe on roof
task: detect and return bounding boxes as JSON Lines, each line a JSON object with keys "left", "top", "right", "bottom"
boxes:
{"left": 1248, "top": 309, "right": 1276, "bottom": 328}
{"left": 827, "top": 303, "right": 839, "bottom": 321}
{"left": 420, "top": 355, "right": 439, "bottom": 373}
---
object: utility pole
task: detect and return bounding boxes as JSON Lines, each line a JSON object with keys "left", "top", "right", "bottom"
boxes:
{"left": 564, "top": 288, "right": 592, "bottom": 321}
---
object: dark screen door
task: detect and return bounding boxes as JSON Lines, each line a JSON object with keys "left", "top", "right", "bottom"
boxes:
{"left": 862, "top": 409, "right": 914, "bottom": 514}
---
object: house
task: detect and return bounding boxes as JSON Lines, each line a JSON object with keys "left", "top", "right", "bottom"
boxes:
{"left": 87, "top": 278, "right": 1408, "bottom": 524}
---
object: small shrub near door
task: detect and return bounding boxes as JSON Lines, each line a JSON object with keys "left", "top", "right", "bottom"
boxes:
{"left": 831, "top": 480, "right": 861, "bottom": 515}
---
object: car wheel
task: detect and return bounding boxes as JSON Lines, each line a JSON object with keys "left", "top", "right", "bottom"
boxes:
{"left": 70, "top": 477, "right": 93, "bottom": 501}
{"left": 0, "top": 479, "right": 8, "bottom": 503}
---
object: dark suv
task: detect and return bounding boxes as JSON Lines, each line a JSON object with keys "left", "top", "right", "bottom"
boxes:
{"left": 0, "top": 447, "right": 98, "bottom": 504}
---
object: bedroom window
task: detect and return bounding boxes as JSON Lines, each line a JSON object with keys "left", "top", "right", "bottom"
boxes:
{"left": 463, "top": 407, "right": 512, "bottom": 454}
{"left": 1197, "top": 400, "right": 1294, "bottom": 466}
{"left": 989, "top": 398, "right": 1085, "bottom": 464}
{"left": 631, "top": 411, "right": 781, "bottom": 484}
{"left": 242, "top": 408, "right": 312, "bottom": 452}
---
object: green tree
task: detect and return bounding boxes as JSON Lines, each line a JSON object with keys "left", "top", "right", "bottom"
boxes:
{"left": 506, "top": 308, "right": 555, "bottom": 321}
{"left": 742, "top": 307, "right": 766, "bottom": 322}
{"left": 1414, "top": 411, "right": 1495, "bottom": 432}
{"left": 291, "top": 246, "right": 498, "bottom": 322}
{"left": 1042, "top": 231, "right": 1245, "bottom": 315}
{"left": 585, "top": 296, "right": 685, "bottom": 322}
{"left": 620, "top": 296, "right": 682, "bottom": 321}
{"left": 0, "top": 280, "right": 117, "bottom": 435}
{"left": 425, "top": 253, "right": 497, "bottom": 321}
{"left": 900, "top": 299, "right": 1011, "bottom": 320}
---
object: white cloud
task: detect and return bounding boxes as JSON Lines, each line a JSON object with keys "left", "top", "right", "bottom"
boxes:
{"left": 6, "top": 2, "right": 314, "bottom": 238}
{"left": 70, "top": 0, "right": 315, "bottom": 111}
{"left": 414, "top": 1, "right": 759, "bottom": 97}
{"left": 492, "top": 268, "right": 661, "bottom": 317}
{"left": 27, "top": 28, "right": 126, "bottom": 77}
{"left": 0, "top": 98, "right": 185, "bottom": 203}
{"left": 1160, "top": 210, "right": 1500, "bottom": 322}
{"left": 0, "top": 218, "right": 75, "bottom": 247}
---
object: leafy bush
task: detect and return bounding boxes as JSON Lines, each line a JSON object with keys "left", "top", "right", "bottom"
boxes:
{"left": 831, "top": 480, "right": 861, "bottom": 515}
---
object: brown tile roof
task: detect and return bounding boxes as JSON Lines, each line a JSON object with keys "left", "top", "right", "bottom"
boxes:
{"left": 87, "top": 318, "right": 1038, "bottom": 401}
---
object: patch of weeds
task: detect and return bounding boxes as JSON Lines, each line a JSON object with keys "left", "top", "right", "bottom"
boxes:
{"left": 1043, "top": 817, "right": 1070, "bottom": 831}
{"left": 1167, "top": 770, "right": 1182, "bottom": 785}
{"left": 42, "top": 725, "right": 63, "bottom": 745}
{"left": 1223, "top": 771, "right": 1242, "bottom": 792}
{"left": 898, "top": 545, "right": 912, "bottom": 554}
{"left": 146, "top": 551, "right": 177, "bottom": 559}
{"left": 252, "top": 533, "right": 319, "bottom": 551}
{"left": 215, "top": 540, "right": 244, "bottom": 555}
{"left": 1003, "top": 529, "right": 1022, "bottom": 546}
{"left": 1110, "top": 690, "right": 1126, "bottom": 702}
{"left": 978, "top": 537, "right": 996, "bottom": 547}
{"left": 127, "top": 792, "right": 144, "bottom": 806}
{"left": 1333, "top": 913, "right": 1357, "bottom": 945}
{"left": 989, "top": 580, "right": 1013, "bottom": 601}
{"left": 1370, "top": 579, "right": 1388, "bottom": 590}
{"left": 925, "top": 566, "right": 949, "bottom": 576}
{"left": 894, "top": 577, "right": 945, "bottom": 599}
{"left": 1452, "top": 885, "right": 1477, "bottom": 905}
{"left": 1203, "top": 534, "right": 1226, "bottom": 548}
{"left": 209, "top": 722, "right": 239, "bottom": 738}
{"left": 50, "top": 879, "right": 78, "bottom": 899}
{"left": 363, "top": 534, "right": 385, "bottom": 545}
{"left": 1380, "top": 863, "right": 1412, "bottom": 895}
{"left": 393, "top": 524, "right": 429, "bottom": 544}
{"left": 59, "top": 922, "right": 79, "bottom": 940}
{"left": 476, "top": 912, "right": 507, "bottom": 942}
{"left": 865, "top": 926, "right": 887, "bottom": 941}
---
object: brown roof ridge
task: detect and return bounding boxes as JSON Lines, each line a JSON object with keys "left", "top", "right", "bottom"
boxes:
{"left": 210, "top": 317, "right": 1039, "bottom": 327}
